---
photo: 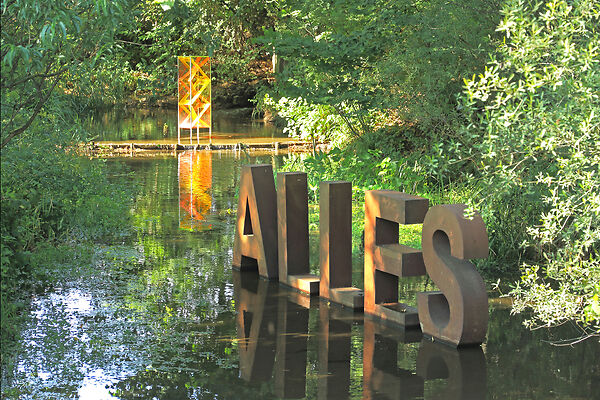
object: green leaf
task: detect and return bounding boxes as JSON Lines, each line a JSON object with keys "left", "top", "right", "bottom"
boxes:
{"left": 58, "top": 21, "right": 67, "bottom": 38}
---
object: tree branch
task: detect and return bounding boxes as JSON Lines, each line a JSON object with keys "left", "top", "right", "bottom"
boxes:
{"left": 1, "top": 68, "right": 64, "bottom": 90}
{"left": 1, "top": 68, "right": 66, "bottom": 149}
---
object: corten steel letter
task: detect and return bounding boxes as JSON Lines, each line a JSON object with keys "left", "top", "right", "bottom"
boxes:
{"left": 319, "top": 181, "right": 363, "bottom": 309}
{"left": 417, "top": 204, "right": 489, "bottom": 346}
{"left": 277, "top": 172, "right": 319, "bottom": 294}
{"left": 233, "top": 164, "right": 278, "bottom": 280}
{"left": 416, "top": 339, "right": 487, "bottom": 399}
{"left": 364, "top": 190, "right": 429, "bottom": 327}
{"left": 363, "top": 317, "right": 423, "bottom": 400}
{"left": 233, "top": 269, "right": 279, "bottom": 382}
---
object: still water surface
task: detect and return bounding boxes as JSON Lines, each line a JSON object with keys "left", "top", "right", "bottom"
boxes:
{"left": 84, "top": 108, "right": 284, "bottom": 142}
{"left": 5, "top": 141, "right": 599, "bottom": 398}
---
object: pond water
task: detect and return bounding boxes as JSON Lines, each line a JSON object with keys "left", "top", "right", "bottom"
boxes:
{"left": 4, "top": 128, "right": 599, "bottom": 398}
{"left": 84, "top": 108, "right": 285, "bottom": 143}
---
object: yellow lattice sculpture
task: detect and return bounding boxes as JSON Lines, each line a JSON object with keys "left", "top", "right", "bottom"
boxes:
{"left": 178, "top": 56, "right": 211, "bottom": 144}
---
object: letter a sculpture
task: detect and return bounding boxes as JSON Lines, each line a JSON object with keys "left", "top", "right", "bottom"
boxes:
{"left": 232, "top": 165, "right": 279, "bottom": 280}
{"left": 178, "top": 56, "right": 211, "bottom": 145}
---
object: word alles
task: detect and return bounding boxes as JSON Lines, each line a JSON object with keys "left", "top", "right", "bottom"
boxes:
{"left": 233, "top": 165, "right": 489, "bottom": 346}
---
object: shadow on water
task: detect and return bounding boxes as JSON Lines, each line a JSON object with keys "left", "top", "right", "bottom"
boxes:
{"left": 3, "top": 150, "right": 599, "bottom": 399}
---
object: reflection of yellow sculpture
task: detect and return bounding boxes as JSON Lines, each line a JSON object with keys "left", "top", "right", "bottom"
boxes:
{"left": 178, "top": 56, "right": 211, "bottom": 144}
{"left": 178, "top": 151, "right": 212, "bottom": 231}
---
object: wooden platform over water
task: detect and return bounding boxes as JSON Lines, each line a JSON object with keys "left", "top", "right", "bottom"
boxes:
{"left": 86, "top": 138, "right": 322, "bottom": 156}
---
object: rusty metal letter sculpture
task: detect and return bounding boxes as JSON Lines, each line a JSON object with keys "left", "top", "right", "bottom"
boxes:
{"left": 417, "top": 204, "right": 489, "bottom": 346}
{"left": 233, "top": 165, "right": 279, "bottom": 280}
{"left": 233, "top": 167, "right": 491, "bottom": 346}
{"left": 364, "top": 191, "right": 429, "bottom": 326}
{"left": 319, "top": 181, "right": 363, "bottom": 309}
{"left": 277, "top": 172, "right": 320, "bottom": 294}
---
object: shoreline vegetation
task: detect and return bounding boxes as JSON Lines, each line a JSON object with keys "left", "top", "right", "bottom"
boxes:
{"left": 1, "top": 0, "right": 598, "bottom": 376}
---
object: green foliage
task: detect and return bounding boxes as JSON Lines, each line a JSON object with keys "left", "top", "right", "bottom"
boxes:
{"left": 1, "top": 0, "right": 129, "bottom": 146}
{"left": 454, "top": 0, "right": 600, "bottom": 333}
{"left": 262, "top": 94, "right": 351, "bottom": 146}
{"left": 66, "top": 58, "right": 140, "bottom": 110}
{"left": 281, "top": 148, "right": 473, "bottom": 262}
{"left": 115, "top": 0, "right": 277, "bottom": 95}
{"left": 0, "top": 125, "right": 131, "bottom": 365}
{"left": 258, "top": 0, "right": 499, "bottom": 137}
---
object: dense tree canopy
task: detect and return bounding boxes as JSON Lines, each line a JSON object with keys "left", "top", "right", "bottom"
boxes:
{"left": 0, "top": 0, "right": 129, "bottom": 148}
{"left": 259, "top": 0, "right": 501, "bottom": 136}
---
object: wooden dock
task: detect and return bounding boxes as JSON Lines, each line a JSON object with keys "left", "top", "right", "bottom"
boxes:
{"left": 84, "top": 139, "right": 325, "bottom": 156}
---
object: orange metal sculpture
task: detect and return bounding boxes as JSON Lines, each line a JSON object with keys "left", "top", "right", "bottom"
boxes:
{"left": 178, "top": 56, "right": 211, "bottom": 144}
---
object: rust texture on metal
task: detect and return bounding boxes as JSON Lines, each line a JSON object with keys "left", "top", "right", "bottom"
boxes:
{"left": 274, "top": 294, "right": 310, "bottom": 398}
{"left": 319, "top": 181, "right": 363, "bottom": 309}
{"left": 233, "top": 270, "right": 279, "bottom": 382}
{"left": 277, "top": 172, "right": 320, "bottom": 294}
{"left": 417, "top": 204, "right": 489, "bottom": 346}
{"left": 416, "top": 339, "right": 487, "bottom": 398}
{"left": 364, "top": 190, "right": 429, "bottom": 326}
{"left": 232, "top": 165, "right": 279, "bottom": 280}
{"left": 363, "top": 317, "right": 424, "bottom": 400}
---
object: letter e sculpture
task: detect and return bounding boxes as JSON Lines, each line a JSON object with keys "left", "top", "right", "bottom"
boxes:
{"left": 364, "top": 190, "right": 429, "bottom": 327}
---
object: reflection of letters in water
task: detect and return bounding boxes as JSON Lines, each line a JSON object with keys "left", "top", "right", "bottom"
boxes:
{"left": 318, "top": 305, "right": 362, "bottom": 400}
{"left": 178, "top": 151, "right": 212, "bottom": 231}
{"left": 233, "top": 269, "right": 310, "bottom": 398}
{"left": 363, "top": 318, "right": 487, "bottom": 400}
{"left": 233, "top": 269, "right": 487, "bottom": 399}
{"left": 363, "top": 318, "right": 424, "bottom": 400}
{"left": 274, "top": 294, "right": 310, "bottom": 399}
{"left": 416, "top": 339, "right": 487, "bottom": 400}
{"left": 233, "top": 270, "right": 278, "bottom": 382}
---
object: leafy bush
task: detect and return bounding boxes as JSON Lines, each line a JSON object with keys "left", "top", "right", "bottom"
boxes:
{"left": 456, "top": 0, "right": 600, "bottom": 334}
{"left": 262, "top": 94, "right": 352, "bottom": 146}
{"left": 0, "top": 0, "right": 128, "bottom": 147}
